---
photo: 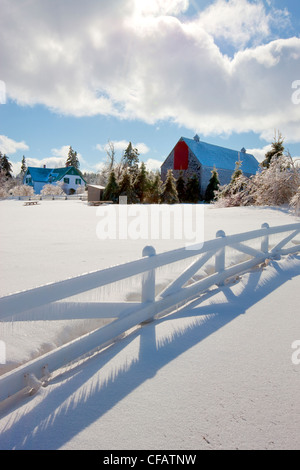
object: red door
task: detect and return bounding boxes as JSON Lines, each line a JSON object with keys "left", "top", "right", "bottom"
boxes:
{"left": 174, "top": 141, "right": 188, "bottom": 170}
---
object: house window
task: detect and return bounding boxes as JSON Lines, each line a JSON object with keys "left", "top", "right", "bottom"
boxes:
{"left": 75, "top": 178, "right": 81, "bottom": 185}
{"left": 64, "top": 177, "right": 70, "bottom": 184}
{"left": 26, "top": 177, "right": 32, "bottom": 184}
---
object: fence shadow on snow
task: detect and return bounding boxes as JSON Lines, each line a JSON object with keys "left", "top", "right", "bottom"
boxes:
{"left": 0, "top": 252, "right": 299, "bottom": 449}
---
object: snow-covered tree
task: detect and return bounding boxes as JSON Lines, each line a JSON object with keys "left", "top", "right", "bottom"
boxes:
{"left": 251, "top": 154, "right": 299, "bottom": 206}
{"left": 215, "top": 161, "right": 251, "bottom": 207}
{"left": 100, "top": 140, "right": 117, "bottom": 185}
{"left": 161, "top": 169, "right": 179, "bottom": 204}
{"left": 0, "top": 187, "right": 8, "bottom": 197}
{"left": 76, "top": 184, "right": 85, "bottom": 195}
{"left": 262, "top": 130, "right": 284, "bottom": 168}
{"left": 0, "top": 152, "right": 13, "bottom": 178}
{"left": 215, "top": 153, "right": 300, "bottom": 208}
{"left": 0, "top": 169, "right": 15, "bottom": 196}
{"left": 40, "top": 184, "right": 64, "bottom": 196}
{"left": 215, "top": 175, "right": 252, "bottom": 207}
{"left": 11, "top": 185, "right": 35, "bottom": 197}
{"left": 290, "top": 186, "right": 300, "bottom": 215}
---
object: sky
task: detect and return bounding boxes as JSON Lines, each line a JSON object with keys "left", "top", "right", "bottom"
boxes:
{"left": 0, "top": 0, "right": 300, "bottom": 175}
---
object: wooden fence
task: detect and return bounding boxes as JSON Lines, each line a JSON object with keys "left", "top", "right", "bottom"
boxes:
{"left": 0, "top": 222, "right": 299, "bottom": 403}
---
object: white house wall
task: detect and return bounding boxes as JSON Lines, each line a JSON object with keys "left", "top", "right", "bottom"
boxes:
{"left": 60, "top": 174, "right": 84, "bottom": 194}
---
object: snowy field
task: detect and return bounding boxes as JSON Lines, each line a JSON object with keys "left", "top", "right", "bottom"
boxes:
{"left": 0, "top": 199, "right": 299, "bottom": 450}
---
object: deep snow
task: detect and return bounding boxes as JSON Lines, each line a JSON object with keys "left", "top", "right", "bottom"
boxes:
{"left": 0, "top": 199, "right": 299, "bottom": 450}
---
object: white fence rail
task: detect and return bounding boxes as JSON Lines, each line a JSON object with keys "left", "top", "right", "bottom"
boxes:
{"left": 0, "top": 222, "right": 300, "bottom": 403}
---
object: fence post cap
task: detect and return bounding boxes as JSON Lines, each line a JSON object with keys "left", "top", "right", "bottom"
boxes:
{"left": 142, "top": 245, "right": 156, "bottom": 257}
{"left": 216, "top": 230, "right": 226, "bottom": 238}
{"left": 261, "top": 223, "right": 270, "bottom": 229}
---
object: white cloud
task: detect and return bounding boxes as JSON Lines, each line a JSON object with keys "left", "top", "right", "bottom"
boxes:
{"left": 1, "top": 0, "right": 299, "bottom": 143}
{"left": 247, "top": 145, "right": 271, "bottom": 163}
{"left": 96, "top": 140, "right": 150, "bottom": 155}
{"left": 193, "top": 0, "right": 291, "bottom": 49}
{"left": 51, "top": 145, "right": 70, "bottom": 158}
{"left": 194, "top": 0, "right": 270, "bottom": 49}
{"left": 26, "top": 157, "right": 66, "bottom": 169}
{"left": 11, "top": 156, "right": 67, "bottom": 176}
{"left": 144, "top": 158, "right": 164, "bottom": 171}
{"left": 134, "top": 0, "right": 189, "bottom": 16}
{"left": 51, "top": 145, "right": 88, "bottom": 166}
{"left": 12, "top": 146, "right": 86, "bottom": 174}
{"left": 0, "top": 135, "right": 29, "bottom": 155}
{"left": 135, "top": 143, "right": 150, "bottom": 155}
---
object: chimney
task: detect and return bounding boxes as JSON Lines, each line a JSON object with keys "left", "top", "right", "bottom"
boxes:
{"left": 43, "top": 164, "right": 46, "bottom": 168}
{"left": 193, "top": 134, "right": 200, "bottom": 142}
{"left": 241, "top": 147, "right": 246, "bottom": 153}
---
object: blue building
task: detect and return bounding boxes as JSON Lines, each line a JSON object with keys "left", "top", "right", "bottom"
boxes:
{"left": 24, "top": 166, "right": 87, "bottom": 195}
{"left": 161, "top": 135, "right": 259, "bottom": 198}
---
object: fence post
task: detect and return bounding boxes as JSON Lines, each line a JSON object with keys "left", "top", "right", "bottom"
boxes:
{"left": 215, "top": 230, "right": 226, "bottom": 272}
{"left": 141, "top": 246, "right": 156, "bottom": 303}
{"left": 261, "top": 223, "right": 270, "bottom": 254}
{"left": 215, "top": 230, "right": 226, "bottom": 286}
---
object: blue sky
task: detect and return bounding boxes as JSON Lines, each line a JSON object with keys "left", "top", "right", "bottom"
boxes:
{"left": 0, "top": 0, "right": 299, "bottom": 175}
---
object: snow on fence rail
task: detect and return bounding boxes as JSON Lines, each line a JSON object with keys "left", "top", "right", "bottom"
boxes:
{"left": 0, "top": 222, "right": 300, "bottom": 403}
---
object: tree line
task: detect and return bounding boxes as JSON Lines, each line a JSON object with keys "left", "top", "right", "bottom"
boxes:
{"left": 0, "top": 133, "right": 299, "bottom": 214}
{"left": 98, "top": 141, "right": 210, "bottom": 204}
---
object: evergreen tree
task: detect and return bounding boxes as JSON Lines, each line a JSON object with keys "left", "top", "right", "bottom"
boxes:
{"left": 144, "top": 171, "right": 162, "bottom": 203}
{"left": 122, "top": 142, "right": 139, "bottom": 178}
{"left": 231, "top": 160, "right": 243, "bottom": 183}
{"left": 21, "top": 155, "right": 27, "bottom": 175}
{"left": 0, "top": 152, "right": 13, "bottom": 178}
{"left": 118, "top": 169, "right": 138, "bottom": 203}
{"left": 103, "top": 169, "right": 119, "bottom": 203}
{"left": 185, "top": 173, "right": 200, "bottom": 203}
{"left": 262, "top": 131, "right": 284, "bottom": 168}
{"left": 161, "top": 169, "right": 179, "bottom": 204}
{"left": 176, "top": 171, "right": 186, "bottom": 202}
{"left": 65, "top": 146, "right": 80, "bottom": 169}
{"left": 134, "top": 162, "right": 149, "bottom": 203}
{"left": 204, "top": 167, "right": 220, "bottom": 202}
